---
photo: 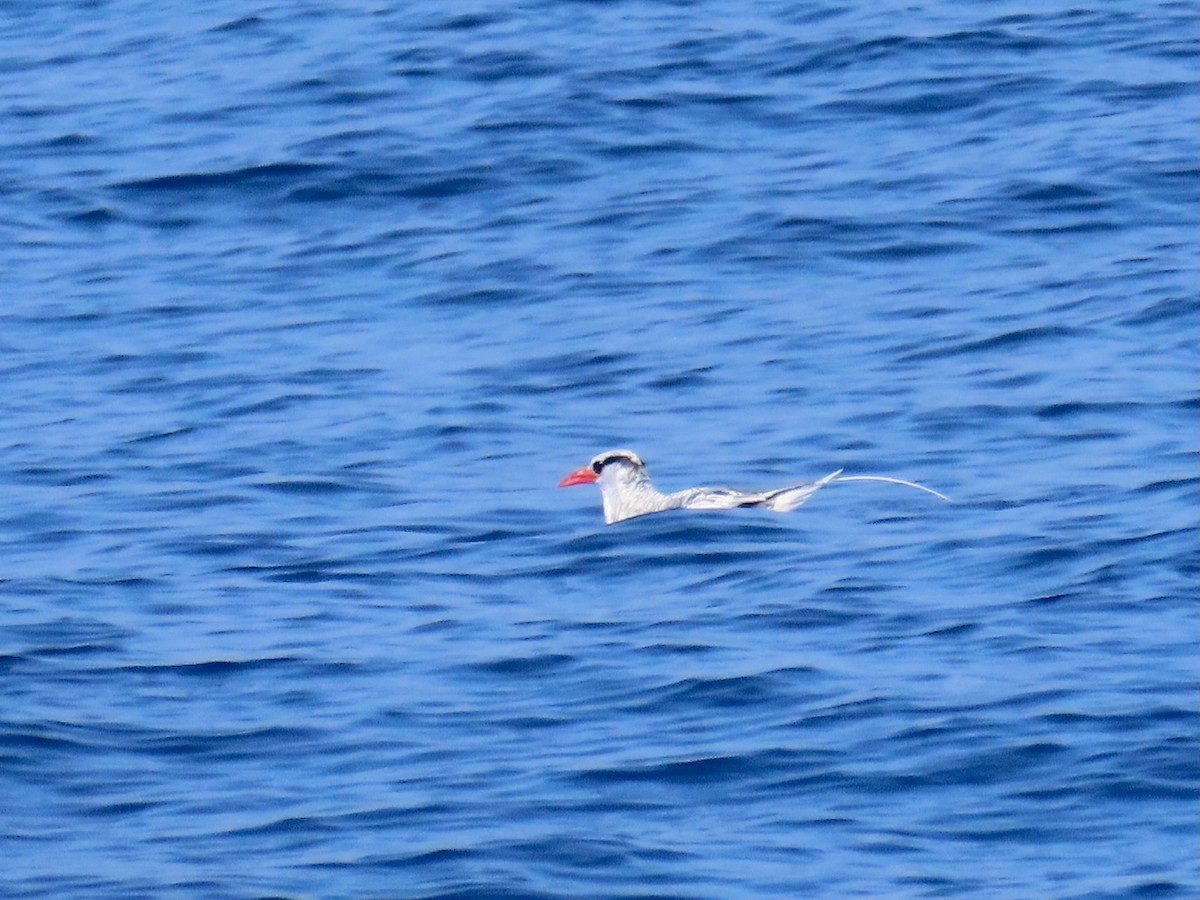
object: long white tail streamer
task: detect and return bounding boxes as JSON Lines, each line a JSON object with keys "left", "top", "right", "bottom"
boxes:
{"left": 834, "top": 474, "right": 951, "bottom": 502}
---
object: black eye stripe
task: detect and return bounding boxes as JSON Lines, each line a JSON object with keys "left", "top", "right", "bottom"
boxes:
{"left": 593, "top": 454, "right": 624, "bottom": 473}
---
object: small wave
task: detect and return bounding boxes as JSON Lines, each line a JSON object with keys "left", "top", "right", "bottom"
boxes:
{"left": 113, "top": 162, "right": 327, "bottom": 193}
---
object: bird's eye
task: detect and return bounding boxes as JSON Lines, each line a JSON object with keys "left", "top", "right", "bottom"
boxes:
{"left": 593, "top": 455, "right": 620, "bottom": 473}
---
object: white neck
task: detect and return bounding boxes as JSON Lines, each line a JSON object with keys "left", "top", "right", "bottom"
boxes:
{"left": 597, "top": 468, "right": 680, "bottom": 524}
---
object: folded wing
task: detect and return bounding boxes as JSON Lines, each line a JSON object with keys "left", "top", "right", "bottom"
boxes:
{"left": 674, "top": 469, "right": 844, "bottom": 514}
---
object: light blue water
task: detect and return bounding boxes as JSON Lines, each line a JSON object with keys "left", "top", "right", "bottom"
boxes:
{"left": 1, "top": 2, "right": 1197, "bottom": 898}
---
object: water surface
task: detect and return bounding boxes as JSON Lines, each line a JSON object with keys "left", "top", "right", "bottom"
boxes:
{"left": 1, "top": 2, "right": 1197, "bottom": 898}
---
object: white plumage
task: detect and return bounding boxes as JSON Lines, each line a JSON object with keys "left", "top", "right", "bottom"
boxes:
{"left": 558, "top": 449, "right": 948, "bottom": 525}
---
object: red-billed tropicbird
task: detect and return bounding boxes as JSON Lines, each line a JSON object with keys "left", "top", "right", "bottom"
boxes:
{"left": 558, "top": 449, "right": 949, "bottom": 525}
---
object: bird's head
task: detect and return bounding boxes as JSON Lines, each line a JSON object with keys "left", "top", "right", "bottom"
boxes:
{"left": 557, "top": 449, "right": 648, "bottom": 489}
{"left": 559, "top": 450, "right": 664, "bottom": 524}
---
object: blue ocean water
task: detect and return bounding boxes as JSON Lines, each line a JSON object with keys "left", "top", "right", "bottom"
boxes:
{"left": 1, "top": 1, "right": 1197, "bottom": 897}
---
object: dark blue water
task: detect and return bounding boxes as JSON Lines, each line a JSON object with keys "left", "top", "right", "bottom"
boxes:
{"left": 2, "top": 3, "right": 1197, "bottom": 898}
